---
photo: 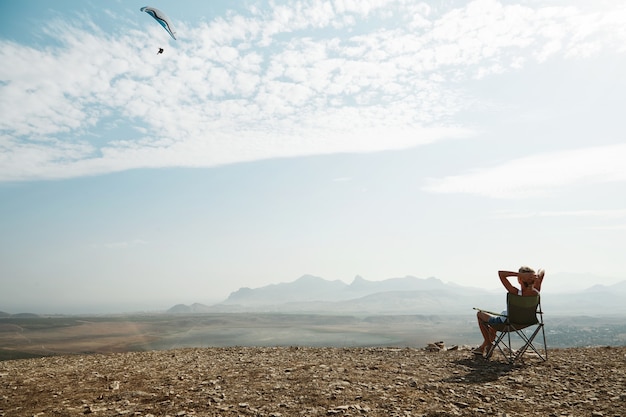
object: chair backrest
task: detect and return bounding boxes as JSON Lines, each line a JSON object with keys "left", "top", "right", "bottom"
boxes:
{"left": 506, "top": 293, "right": 540, "bottom": 325}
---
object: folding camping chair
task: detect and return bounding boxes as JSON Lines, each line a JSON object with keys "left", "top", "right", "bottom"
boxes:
{"left": 477, "top": 293, "right": 547, "bottom": 363}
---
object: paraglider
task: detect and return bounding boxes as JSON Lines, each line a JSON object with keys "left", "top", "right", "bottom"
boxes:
{"left": 140, "top": 6, "right": 176, "bottom": 54}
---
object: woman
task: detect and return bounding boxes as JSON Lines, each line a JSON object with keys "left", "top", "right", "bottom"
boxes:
{"left": 474, "top": 266, "right": 545, "bottom": 355}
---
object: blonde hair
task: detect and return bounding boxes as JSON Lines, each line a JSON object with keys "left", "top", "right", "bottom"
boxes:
{"left": 518, "top": 266, "right": 535, "bottom": 274}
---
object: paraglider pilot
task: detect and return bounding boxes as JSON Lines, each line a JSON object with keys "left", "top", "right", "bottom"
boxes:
{"left": 141, "top": 7, "right": 176, "bottom": 55}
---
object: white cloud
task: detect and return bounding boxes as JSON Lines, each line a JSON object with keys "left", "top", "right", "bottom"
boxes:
{"left": 423, "top": 144, "right": 626, "bottom": 198}
{"left": 2, "top": 1, "right": 626, "bottom": 181}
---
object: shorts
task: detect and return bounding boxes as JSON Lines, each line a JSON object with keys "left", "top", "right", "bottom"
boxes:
{"left": 488, "top": 315, "right": 505, "bottom": 324}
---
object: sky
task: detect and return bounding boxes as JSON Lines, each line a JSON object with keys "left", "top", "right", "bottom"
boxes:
{"left": 1, "top": 0, "right": 626, "bottom": 314}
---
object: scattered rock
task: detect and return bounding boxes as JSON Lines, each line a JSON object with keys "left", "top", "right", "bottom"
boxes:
{"left": 0, "top": 346, "right": 624, "bottom": 417}
{"left": 424, "top": 340, "right": 461, "bottom": 352}
{"left": 425, "top": 343, "right": 442, "bottom": 352}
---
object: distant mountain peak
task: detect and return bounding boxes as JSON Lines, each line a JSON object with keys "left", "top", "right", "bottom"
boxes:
{"left": 586, "top": 280, "right": 626, "bottom": 292}
{"left": 349, "top": 275, "right": 370, "bottom": 287}
{"left": 167, "top": 303, "right": 211, "bottom": 314}
{"left": 176, "top": 275, "right": 626, "bottom": 315}
{"left": 221, "top": 274, "right": 455, "bottom": 308}
{"left": 294, "top": 274, "right": 328, "bottom": 284}
{"left": 224, "top": 275, "right": 347, "bottom": 305}
{"left": 297, "top": 274, "right": 322, "bottom": 280}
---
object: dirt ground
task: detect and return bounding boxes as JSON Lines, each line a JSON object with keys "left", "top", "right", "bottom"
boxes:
{"left": 1, "top": 346, "right": 625, "bottom": 416}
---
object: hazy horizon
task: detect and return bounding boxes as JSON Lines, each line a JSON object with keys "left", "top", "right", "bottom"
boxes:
{"left": 2, "top": 272, "right": 624, "bottom": 315}
{"left": 2, "top": 1, "right": 626, "bottom": 315}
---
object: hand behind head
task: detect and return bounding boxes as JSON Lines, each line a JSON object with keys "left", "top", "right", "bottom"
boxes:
{"left": 518, "top": 272, "right": 536, "bottom": 287}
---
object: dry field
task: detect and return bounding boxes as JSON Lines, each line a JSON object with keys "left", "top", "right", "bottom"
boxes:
{"left": 2, "top": 313, "right": 625, "bottom": 362}
{"left": 0, "top": 314, "right": 476, "bottom": 360}
{"left": 1, "top": 346, "right": 625, "bottom": 416}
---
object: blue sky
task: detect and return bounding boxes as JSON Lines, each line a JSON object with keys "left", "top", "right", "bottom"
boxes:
{"left": 1, "top": 0, "right": 626, "bottom": 313}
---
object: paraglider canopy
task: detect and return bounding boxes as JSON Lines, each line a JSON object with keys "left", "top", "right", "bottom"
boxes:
{"left": 140, "top": 6, "right": 176, "bottom": 40}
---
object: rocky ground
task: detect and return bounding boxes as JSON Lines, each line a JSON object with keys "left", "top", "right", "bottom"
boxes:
{"left": 1, "top": 345, "right": 624, "bottom": 416}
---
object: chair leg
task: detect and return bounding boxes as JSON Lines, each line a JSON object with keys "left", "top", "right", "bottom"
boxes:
{"left": 485, "top": 324, "right": 547, "bottom": 363}
{"left": 511, "top": 325, "right": 547, "bottom": 362}
{"left": 541, "top": 322, "right": 548, "bottom": 361}
{"left": 485, "top": 329, "right": 507, "bottom": 359}
{"left": 507, "top": 330, "right": 513, "bottom": 362}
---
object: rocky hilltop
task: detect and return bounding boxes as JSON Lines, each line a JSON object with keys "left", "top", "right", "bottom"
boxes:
{"left": 1, "top": 346, "right": 624, "bottom": 416}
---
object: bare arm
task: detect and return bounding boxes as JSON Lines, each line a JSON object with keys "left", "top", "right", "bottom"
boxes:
{"left": 534, "top": 269, "right": 545, "bottom": 292}
{"left": 498, "top": 270, "right": 520, "bottom": 294}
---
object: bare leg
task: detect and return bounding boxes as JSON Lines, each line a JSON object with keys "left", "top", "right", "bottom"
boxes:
{"left": 476, "top": 311, "right": 495, "bottom": 351}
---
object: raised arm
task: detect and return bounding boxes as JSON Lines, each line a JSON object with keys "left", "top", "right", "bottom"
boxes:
{"left": 498, "top": 270, "right": 520, "bottom": 294}
{"left": 533, "top": 269, "right": 545, "bottom": 292}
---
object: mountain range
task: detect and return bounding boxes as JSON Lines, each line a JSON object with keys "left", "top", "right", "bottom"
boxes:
{"left": 169, "top": 275, "right": 626, "bottom": 316}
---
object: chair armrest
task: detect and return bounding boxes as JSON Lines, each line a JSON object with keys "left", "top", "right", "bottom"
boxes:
{"left": 473, "top": 307, "right": 507, "bottom": 317}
